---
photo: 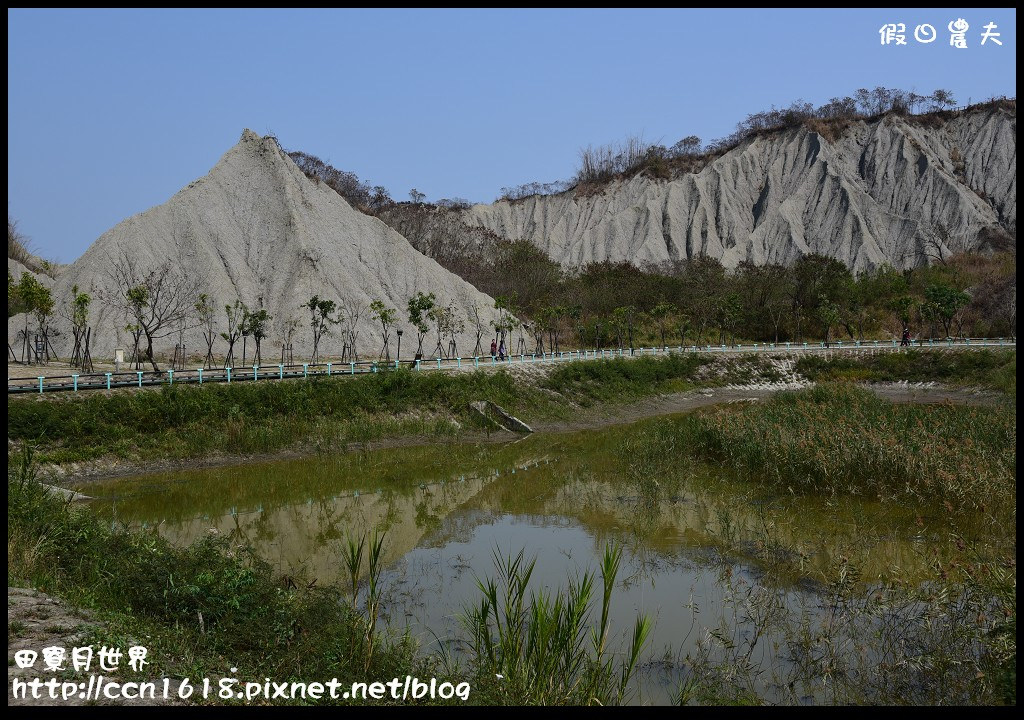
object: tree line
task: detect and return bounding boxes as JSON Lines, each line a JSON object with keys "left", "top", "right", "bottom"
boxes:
{"left": 438, "top": 242, "right": 1016, "bottom": 351}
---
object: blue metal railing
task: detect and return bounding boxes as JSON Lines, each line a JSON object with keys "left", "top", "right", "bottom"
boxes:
{"left": 8, "top": 337, "right": 1015, "bottom": 395}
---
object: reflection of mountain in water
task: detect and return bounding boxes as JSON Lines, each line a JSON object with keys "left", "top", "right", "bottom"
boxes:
{"left": 100, "top": 452, "right": 558, "bottom": 583}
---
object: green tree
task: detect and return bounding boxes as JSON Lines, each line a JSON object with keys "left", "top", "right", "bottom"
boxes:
{"left": 407, "top": 291, "right": 436, "bottom": 357}
{"left": 790, "top": 254, "right": 852, "bottom": 342}
{"left": 369, "top": 300, "right": 397, "bottom": 361}
{"left": 65, "top": 285, "right": 92, "bottom": 370}
{"left": 923, "top": 283, "right": 970, "bottom": 339}
{"left": 817, "top": 297, "right": 841, "bottom": 346}
{"left": 716, "top": 293, "right": 742, "bottom": 345}
{"left": 247, "top": 306, "right": 272, "bottom": 366}
{"left": 650, "top": 302, "right": 674, "bottom": 348}
{"left": 14, "top": 272, "right": 52, "bottom": 363}
{"left": 305, "top": 295, "right": 337, "bottom": 364}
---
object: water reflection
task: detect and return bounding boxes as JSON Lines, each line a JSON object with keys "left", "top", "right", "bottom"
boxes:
{"left": 81, "top": 417, "right": 962, "bottom": 704}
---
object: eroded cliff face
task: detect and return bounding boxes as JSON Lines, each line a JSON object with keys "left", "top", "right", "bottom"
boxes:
{"left": 461, "top": 107, "right": 1015, "bottom": 272}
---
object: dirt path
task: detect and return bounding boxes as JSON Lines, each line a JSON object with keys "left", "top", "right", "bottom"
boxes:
{"left": 7, "top": 587, "right": 184, "bottom": 706}
{"left": 532, "top": 382, "right": 1001, "bottom": 433}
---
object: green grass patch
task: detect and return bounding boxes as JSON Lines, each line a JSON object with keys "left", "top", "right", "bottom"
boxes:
{"left": 8, "top": 369, "right": 543, "bottom": 465}
{"left": 796, "top": 349, "right": 1016, "bottom": 395}
{"left": 7, "top": 449, "right": 428, "bottom": 703}
{"left": 542, "top": 353, "right": 711, "bottom": 403}
{"left": 631, "top": 383, "right": 1016, "bottom": 517}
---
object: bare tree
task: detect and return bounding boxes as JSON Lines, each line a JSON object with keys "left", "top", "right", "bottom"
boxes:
{"left": 471, "top": 303, "right": 486, "bottom": 356}
{"left": 921, "top": 224, "right": 953, "bottom": 265}
{"left": 338, "top": 298, "right": 364, "bottom": 362}
{"left": 105, "top": 251, "right": 200, "bottom": 371}
{"left": 277, "top": 314, "right": 300, "bottom": 365}
{"left": 221, "top": 300, "right": 245, "bottom": 369}
{"left": 195, "top": 293, "right": 217, "bottom": 369}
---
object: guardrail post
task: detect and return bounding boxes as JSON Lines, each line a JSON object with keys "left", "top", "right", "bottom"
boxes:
{"left": 198, "top": 368, "right": 204, "bottom": 385}
{"left": 72, "top": 374, "right": 78, "bottom": 392}
{"left": 416, "top": 359, "right": 421, "bottom": 371}
{"left": 303, "top": 363, "right": 308, "bottom": 378}
{"left": 279, "top": 364, "right": 284, "bottom": 379}
{"left": 137, "top": 371, "right": 143, "bottom": 388}
{"left": 254, "top": 365, "right": 259, "bottom": 381}
{"left": 350, "top": 362, "right": 355, "bottom": 375}
{"left": 457, "top": 357, "right": 461, "bottom": 368}
{"left": 327, "top": 362, "right": 332, "bottom": 376}
{"left": 38, "top": 376, "right": 44, "bottom": 394}
{"left": 105, "top": 372, "right": 112, "bottom": 390}
{"left": 168, "top": 369, "right": 174, "bottom": 385}
{"left": 473, "top": 356, "right": 478, "bottom": 369}
{"left": 227, "top": 367, "right": 232, "bottom": 383}
{"left": 437, "top": 358, "right": 442, "bottom": 369}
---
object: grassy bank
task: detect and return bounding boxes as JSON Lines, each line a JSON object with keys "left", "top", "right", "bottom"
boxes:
{"left": 796, "top": 348, "right": 1016, "bottom": 395}
{"left": 6, "top": 353, "right": 771, "bottom": 466}
{"left": 8, "top": 447, "right": 653, "bottom": 706}
{"left": 617, "top": 384, "right": 1016, "bottom": 704}
{"left": 8, "top": 449, "right": 425, "bottom": 704}
{"left": 8, "top": 368, "right": 544, "bottom": 465}
{"left": 628, "top": 383, "right": 1015, "bottom": 516}
{"left": 6, "top": 349, "right": 1012, "bottom": 469}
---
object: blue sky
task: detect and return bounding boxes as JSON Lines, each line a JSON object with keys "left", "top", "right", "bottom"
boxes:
{"left": 7, "top": 8, "right": 1016, "bottom": 262}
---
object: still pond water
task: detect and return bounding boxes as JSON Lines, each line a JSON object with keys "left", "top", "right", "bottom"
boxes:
{"left": 80, "top": 414, "right": 947, "bottom": 704}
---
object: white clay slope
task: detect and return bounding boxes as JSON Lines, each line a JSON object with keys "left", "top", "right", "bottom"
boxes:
{"left": 11, "top": 130, "right": 505, "bottom": 362}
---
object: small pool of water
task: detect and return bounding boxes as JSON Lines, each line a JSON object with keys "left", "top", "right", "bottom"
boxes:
{"left": 80, "top": 415, "right": 960, "bottom": 704}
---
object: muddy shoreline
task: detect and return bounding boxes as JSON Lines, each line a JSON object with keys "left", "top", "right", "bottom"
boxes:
{"left": 40, "top": 382, "right": 1002, "bottom": 489}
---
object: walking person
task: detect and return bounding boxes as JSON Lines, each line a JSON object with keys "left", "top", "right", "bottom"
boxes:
{"left": 900, "top": 327, "right": 911, "bottom": 347}
{"left": 498, "top": 338, "right": 506, "bottom": 361}
{"left": 490, "top": 338, "right": 497, "bottom": 359}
